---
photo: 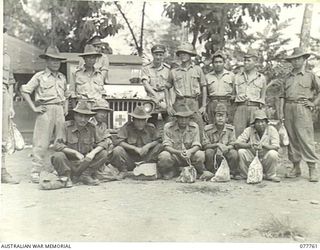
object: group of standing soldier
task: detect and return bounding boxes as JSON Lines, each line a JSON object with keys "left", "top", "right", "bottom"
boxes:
{"left": 2, "top": 34, "right": 320, "bottom": 186}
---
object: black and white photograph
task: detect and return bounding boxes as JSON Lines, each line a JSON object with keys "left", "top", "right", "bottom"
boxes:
{"left": 1, "top": 0, "right": 320, "bottom": 246}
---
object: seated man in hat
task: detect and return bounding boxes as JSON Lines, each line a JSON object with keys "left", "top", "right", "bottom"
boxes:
{"left": 142, "top": 44, "right": 171, "bottom": 125}
{"left": 202, "top": 103, "right": 240, "bottom": 181}
{"left": 21, "top": 46, "right": 69, "bottom": 183}
{"left": 157, "top": 103, "right": 211, "bottom": 180}
{"left": 111, "top": 106, "right": 163, "bottom": 178}
{"left": 51, "top": 101, "right": 113, "bottom": 186}
{"left": 279, "top": 47, "right": 320, "bottom": 182}
{"left": 70, "top": 44, "right": 106, "bottom": 103}
{"left": 232, "top": 109, "right": 281, "bottom": 182}
{"left": 79, "top": 35, "right": 109, "bottom": 83}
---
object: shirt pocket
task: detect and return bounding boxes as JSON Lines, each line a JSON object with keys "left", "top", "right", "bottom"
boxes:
{"left": 39, "top": 78, "right": 57, "bottom": 99}
{"left": 235, "top": 81, "right": 246, "bottom": 94}
{"left": 174, "top": 75, "right": 184, "bottom": 90}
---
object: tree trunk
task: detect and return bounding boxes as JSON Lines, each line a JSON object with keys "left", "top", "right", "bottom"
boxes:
{"left": 299, "top": 4, "right": 313, "bottom": 48}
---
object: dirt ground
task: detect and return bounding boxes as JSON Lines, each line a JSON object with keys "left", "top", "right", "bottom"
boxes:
{"left": 1, "top": 145, "right": 320, "bottom": 242}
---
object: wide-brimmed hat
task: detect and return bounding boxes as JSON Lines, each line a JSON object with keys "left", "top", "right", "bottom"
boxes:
{"left": 73, "top": 101, "right": 96, "bottom": 115}
{"left": 285, "top": 47, "right": 311, "bottom": 61}
{"left": 176, "top": 43, "right": 197, "bottom": 57}
{"left": 92, "top": 99, "right": 112, "bottom": 111}
{"left": 79, "top": 44, "right": 102, "bottom": 57}
{"left": 212, "top": 50, "right": 226, "bottom": 61}
{"left": 215, "top": 103, "right": 227, "bottom": 114}
{"left": 129, "top": 106, "right": 151, "bottom": 119}
{"left": 244, "top": 48, "right": 259, "bottom": 58}
{"left": 250, "top": 109, "right": 269, "bottom": 125}
{"left": 87, "top": 35, "right": 103, "bottom": 45}
{"left": 39, "top": 46, "right": 66, "bottom": 60}
{"left": 151, "top": 44, "right": 166, "bottom": 54}
{"left": 174, "top": 103, "right": 194, "bottom": 117}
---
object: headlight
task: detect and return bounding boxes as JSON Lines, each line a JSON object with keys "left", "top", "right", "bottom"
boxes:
{"left": 143, "top": 102, "right": 153, "bottom": 113}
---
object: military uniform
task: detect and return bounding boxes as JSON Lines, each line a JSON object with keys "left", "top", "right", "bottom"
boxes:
{"left": 51, "top": 120, "right": 112, "bottom": 180}
{"left": 157, "top": 121, "right": 206, "bottom": 176}
{"left": 236, "top": 124, "right": 280, "bottom": 180}
{"left": 21, "top": 67, "right": 68, "bottom": 176}
{"left": 280, "top": 47, "right": 320, "bottom": 182}
{"left": 206, "top": 69, "right": 235, "bottom": 123}
{"left": 203, "top": 123, "right": 239, "bottom": 175}
{"left": 233, "top": 70, "right": 267, "bottom": 137}
{"left": 111, "top": 122, "right": 162, "bottom": 172}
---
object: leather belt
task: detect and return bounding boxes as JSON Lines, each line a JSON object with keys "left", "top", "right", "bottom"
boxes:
{"left": 285, "top": 98, "right": 309, "bottom": 104}
{"left": 208, "top": 96, "right": 231, "bottom": 101}
{"left": 176, "top": 95, "right": 197, "bottom": 99}
{"left": 236, "top": 101, "right": 261, "bottom": 107}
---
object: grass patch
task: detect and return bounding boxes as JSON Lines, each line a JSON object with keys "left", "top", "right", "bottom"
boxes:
{"left": 258, "top": 214, "right": 305, "bottom": 239}
{"left": 177, "top": 185, "right": 222, "bottom": 195}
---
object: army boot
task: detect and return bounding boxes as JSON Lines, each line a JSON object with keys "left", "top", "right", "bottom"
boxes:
{"left": 1, "top": 168, "right": 20, "bottom": 184}
{"left": 79, "top": 170, "right": 100, "bottom": 186}
{"left": 285, "top": 162, "right": 301, "bottom": 178}
{"left": 308, "top": 163, "right": 319, "bottom": 182}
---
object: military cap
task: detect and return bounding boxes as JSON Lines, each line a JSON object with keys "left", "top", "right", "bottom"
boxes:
{"left": 79, "top": 44, "right": 102, "bottom": 57}
{"left": 244, "top": 48, "right": 259, "bottom": 58}
{"left": 92, "top": 99, "right": 112, "bottom": 111}
{"left": 176, "top": 42, "right": 197, "bottom": 57}
{"left": 212, "top": 50, "right": 226, "bottom": 61}
{"left": 215, "top": 103, "right": 227, "bottom": 114}
{"left": 73, "top": 101, "right": 96, "bottom": 115}
{"left": 39, "top": 46, "right": 66, "bottom": 60}
{"left": 151, "top": 44, "right": 166, "bottom": 53}
{"left": 250, "top": 109, "right": 269, "bottom": 125}
{"left": 285, "top": 47, "right": 311, "bottom": 61}
{"left": 174, "top": 103, "right": 194, "bottom": 117}
{"left": 129, "top": 106, "right": 152, "bottom": 119}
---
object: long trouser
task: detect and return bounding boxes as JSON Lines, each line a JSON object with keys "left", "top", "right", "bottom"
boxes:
{"left": 284, "top": 103, "right": 319, "bottom": 165}
{"left": 51, "top": 150, "right": 110, "bottom": 178}
{"left": 32, "top": 104, "right": 65, "bottom": 174}
{"left": 111, "top": 144, "right": 163, "bottom": 171}
{"left": 157, "top": 150, "right": 206, "bottom": 176}
{"left": 238, "top": 149, "right": 278, "bottom": 179}
{"left": 173, "top": 97, "right": 205, "bottom": 142}
{"left": 207, "top": 99, "right": 234, "bottom": 124}
{"left": 233, "top": 104, "right": 261, "bottom": 137}
{"left": 205, "top": 148, "right": 239, "bottom": 175}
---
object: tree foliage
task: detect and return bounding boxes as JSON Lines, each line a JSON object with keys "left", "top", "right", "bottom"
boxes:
{"left": 4, "top": 0, "right": 123, "bottom": 52}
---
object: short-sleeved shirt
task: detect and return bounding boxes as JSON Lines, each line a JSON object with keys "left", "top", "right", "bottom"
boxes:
{"left": 53, "top": 120, "right": 112, "bottom": 155}
{"left": 21, "top": 68, "right": 68, "bottom": 104}
{"left": 206, "top": 70, "right": 234, "bottom": 97}
{"left": 71, "top": 66, "right": 106, "bottom": 100}
{"left": 234, "top": 71, "right": 266, "bottom": 104}
{"left": 163, "top": 121, "right": 201, "bottom": 150}
{"left": 203, "top": 123, "right": 236, "bottom": 147}
{"left": 3, "top": 53, "right": 15, "bottom": 90}
{"left": 142, "top": 62, "right": 170, "bottom": 92}
{"left": 166, "top": 64, "right": 207, "bottom": 98}
{"left": 117, "top": 122, "right": 161, "bottom": 147}
{"left": 281, "top": 69, "right": 320, "bottom": 100}
{"left": 236, "top": 125, "right": 280, "bottom": 155}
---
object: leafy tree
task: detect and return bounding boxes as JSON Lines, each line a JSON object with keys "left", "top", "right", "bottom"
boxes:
{"left": 4, "top": 0, "right": 123, "bottom": 52}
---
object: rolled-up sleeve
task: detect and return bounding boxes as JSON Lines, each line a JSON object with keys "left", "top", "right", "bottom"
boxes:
{"left": 268, "top": 126, "right": 280, "bottom": 148}
{"left": 197, "top": 66, "right": 207, "bottom": 87}
{"left": 21, "top": 74, "right": 40, "bottom": 94}
{"left": 166, "top": 70, "right": 174, "bottom": 89}
{"left": 163, "top": 125, "right": 174, "bottom": 147}
{"left": 236, "top": 127, "right": 251, "bottom": 143}
{"left": 191, "top": 126, "right": 201, "bottom": 148}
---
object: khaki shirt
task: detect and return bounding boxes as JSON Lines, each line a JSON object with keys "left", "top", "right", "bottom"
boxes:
{"left": 234, "top": 71, "right": 266, "bottom": 104}
{"left": 167, "top": 64, "right": 206, "bottom": 97}
{"left": 142, "top": 62, "right": 170, "bottom": 92}
{"left": 3, "top": 53, "right": 15, "bottom": 90}
{"left": 281, "top": 69, "right": 320, "bottom": 100}
{"left": 163, "top": 121, "right": 201, "bottom": 150}
{"left": 53, "top": 120, "right": 112, "bottom": 155}
{"left": 71, "top": 66, "right": 106, "bottom": 100}
{"left": 203, "top": 123, "right": 236, "bottom": 147}
{"left": 79, "top": 54, "right": 109, "bottom": 72}
{"left": 21, "top": 68, "right": 68, "bottom": 104}
{"left": 236, "top": 125, "right": 280, "bottom": 155}
{"left": 117, "top": 122, "right": 161, "bottom": 147}
{"left": 206, "top": 70, "right": 234, "bottom": 97}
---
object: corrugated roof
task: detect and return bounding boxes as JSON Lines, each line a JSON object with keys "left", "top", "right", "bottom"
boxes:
{"left": 4, "top": 35, "right": 45, "bottom": 74}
